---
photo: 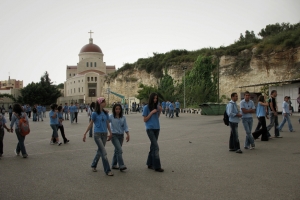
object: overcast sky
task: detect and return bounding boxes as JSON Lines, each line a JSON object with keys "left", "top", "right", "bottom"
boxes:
{"left": 0, "top": 0, "right": 299, "bottom": 86}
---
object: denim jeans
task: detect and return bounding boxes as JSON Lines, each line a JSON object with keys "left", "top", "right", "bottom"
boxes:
{"left": 146, "top": 129, "right": 161, "bottom": 169}
{"left": 64, "top": 112, "right": 69, "bottom": 120}
{"left": 267, "top": 113, "right": 280, "bottom": 136}
{"left": 50, "top": 124, "right": 58, "bottom": 138}
{"left": 91, "top": 132, "right": 111, "bottom": 174}
{"left": 0, "top": 129, "right": 4, "bottom": 155}
{"left": 37, "top": 112, "right": 43, "bottom": 121}
{"left": 33, "top": 113, "right": 37, "bottom": 121}
{"left": 229, "top": 122, "right": 241, "bottom": 150}
{"left": 70, "top": 112, "right": 75, "bottom": 123}
{"left": 15, "top": 129, "right": 27, "bottom": 155}
{"left": 278, "top": 114, "right": 293, "bottom": 132}
{"left": 242, "top": 118, "right": 254, "bottom": 148}
{"left": 169, "top": 110, "right": 174, "bottom": 118}
{"left": 165, "top": 109, "right": 169, "bottom": 117}
{"left": 111, "top": 134, "right": 126, "bottom": 168}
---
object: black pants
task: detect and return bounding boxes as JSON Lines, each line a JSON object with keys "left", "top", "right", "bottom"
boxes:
{"left": 176, "top": 108, "right": 179, "bottom": 117}
{"left": 229, "top": 122, "right": 240, "bottom": 150}
{"left": 0, "top": 129, "right": 4, "bottom": 155}
{"left": 9, "top": 113, "right": 12, "bottom": 121}
{"left": 252, "top": 117, "right": 269, "bottom": 141}
{"left": 57, "top": 125, "right": 68, "bottom": 143}
{"left": 74, "top": 112, "right": 78, "bottom": 123}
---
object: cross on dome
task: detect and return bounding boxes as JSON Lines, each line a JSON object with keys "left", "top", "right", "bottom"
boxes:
{"left": 88, "top": 30, "right": 94, "bottom": 39}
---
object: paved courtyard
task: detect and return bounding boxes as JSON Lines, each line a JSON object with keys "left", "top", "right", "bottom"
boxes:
{"left": 0, "top": 111, "right": 300, "bottom": 200}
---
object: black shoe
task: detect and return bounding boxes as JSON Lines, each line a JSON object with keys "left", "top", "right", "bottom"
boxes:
{"left": 64, "top": 140, "right": 70, "bottom": 144}
{"left": 120, "top": 167, "right": 127, "bottom": 171}
{"left": 148, "top": 165, "right": 154, "bottom": 170}
{"left": 155, "top": 168, "right": 164, "bottom": 172}
{"left": 236, "top": 149, "right": 243, "bottom": 153}
{"left": 112, "top": 166, "right": 119, "bottom": 170}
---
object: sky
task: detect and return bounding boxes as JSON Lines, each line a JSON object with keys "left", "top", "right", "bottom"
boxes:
{"left": 0, "top": 0, "right": 299, "bottom": 86}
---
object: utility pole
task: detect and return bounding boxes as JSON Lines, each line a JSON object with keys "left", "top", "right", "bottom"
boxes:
{"left": 182, "top": 66, "right": 187, "bottom": 109}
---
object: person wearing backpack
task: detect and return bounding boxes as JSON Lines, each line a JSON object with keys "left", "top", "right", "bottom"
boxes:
{"left": 226, "top": 93, "right": 243, "bottom": 153}
{"left": 10, "top": 103, "right": 29, "bottom": 158}
{"left": 0, "top": 114, "right": 10, "bottom": 158}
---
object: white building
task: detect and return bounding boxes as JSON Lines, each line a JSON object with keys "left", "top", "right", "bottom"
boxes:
{"left": 58, "top": 34, "right": 115, "bottom": 104}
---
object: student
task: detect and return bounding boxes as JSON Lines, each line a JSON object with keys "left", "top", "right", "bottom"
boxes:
{"left": 49, "top": 104, "right": 62, "bottom": 146}
{"left": 42, "top": 106, "right": 46, "bottom": 118}
{"left": 277, "top": 96, "right": 294, "bottom": 132}
{"left": 37, "top": 104, "right": 43, "bottom": 122}
{"left": 87, "top": 102, "right": 95, "bottom": 137}
{"left": 252, "top": 96, "right": 270, "bottom": 141}
{"left": 169, "top": 101, "right": 174, "bottom": 118}
{"left": 74, "top": 102, "right": 79, "bottom": 123}
{"left": 10, "top": 104, "right": 29, "bottom": 158}
{"left": 57, "top": 106, "right": 69, "bottom": 144}
{"left": 8, "top": 105, "right": 12, "bottom": 121}
{"left": 267, "top": 90, "right": 281, "bottom": 138}
{"left": 83, "top": 97, "right": 113, "bottom": 176}
{"left": 175, "top": 100, "right": 180, "bottom": 117}
{"left": 0, "top": 113, "right": 10, "bottom": 158}
{"left": 63, "top": 103, "right": 69, "bottom": 120}
{"left": 161, "top": 101, "right": 166, "bottom": 114}
{"left": 226, "top": 93, "right": 243, "bottom": 153}
{"left": 109, "top": 103, "right": 130, "bottom": 171}
{"left": 142, "top": 93, "right": 164, "bottom": 172}
{"left": 69, "top": 102, "right": 75, "bottom": 123}
{"left": 165, "top": 101, "right": 169, "bottom": 117}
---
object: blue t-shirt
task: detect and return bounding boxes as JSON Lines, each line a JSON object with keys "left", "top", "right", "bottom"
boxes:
{"left": 49, "top": 110, "right": 58, "bottom": 125}
{"left": 161, "top": 102, "right": 166, "bottom": 108}
{"left": 92, "top": 111, "right": 109, "bottom": 133}
{"left": 142, "top": 105, "right": 160, "bottom": 129}
{"left": 37, "top": 106, "right": 42, "bottom": 112}
{"left": 169, "top": 103, "right": 174, "bottom": 110}
{"left": 166, "top": 102, "right": 169, "bottom": 109}
{"left": 256, "top": 102, "right": 266, "bottom": 117}
{"left": 63, "top": 105, "right": 68, "bottom": 112}
{"left": 175, "top": 102, "right": 180, "bottom": 108}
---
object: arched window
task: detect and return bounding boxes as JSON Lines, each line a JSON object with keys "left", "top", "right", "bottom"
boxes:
{"left": 91, "top": 77, "right": 94, "bottom": 81}
{"left": 94, "top": 62, "right": 97, "bottom": 67}
{"left": 87, "top": 77, "right": 90, "bottom": 81}
{"left": 86, "top": 62, "right": 88, "bottom": 67}
{"left": 90, "top": 62, "right": 93, "bottom": 67}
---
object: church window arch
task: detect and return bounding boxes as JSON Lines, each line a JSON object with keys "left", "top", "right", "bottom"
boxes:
{"left": 94, "top": 62, "right": 97, "bottom": 67}
{"left": 86, "top": 62, "right": 88, "bottom": 67}
{"left": 90, "top": 62, "right": 93, "bottom": 67}
{"left": 87, "top": 77, "right": 90, "bottom": 82}
{"left": 91, "top": 77, "right": 94, "bottom": 81}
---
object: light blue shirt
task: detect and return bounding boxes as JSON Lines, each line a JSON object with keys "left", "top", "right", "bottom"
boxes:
{"left": 161, "top": 102, "right": 166, "bottom": 108}
{"left": 175, "top": 101, "right": 180, "bottom": 108}
{"left": 10, "top": 112, "right": 29, "bottom": 129}
{"left": 240, "top": 99, "right": 255, "bottom": 118}
{"left": 282, "top": 101, "right": 290, "bottom": 114}
{"left": 37, "top": 106, "right": 42, "bottom": 112}
{"left": 169, "top": 103, "right": 174, "bottom": 110}
{"left": 69, "top": 105, "right": 75, "bottom": 113}
{"left": 226, "top": 100, "right": 240, "bottom": 123}
{"left": 91, "top": 111, "right": 109, "bottom": 133}
{"left": 166, "top": 102, "right": 169, "bottom": 109}
{"left": 0, "top": 114, "right": 7, "bottom": 129}
{"left": 49, "top": 110, "right": 58, "bottom": 125}
{"left": 63, "top": 105, "right": 68, "bottom": 113}
{"left": 142, "top": 105, "right": 160, "bottom": 129}
{"left": 256, "top": 102, "right": 266, "bottom": 117}
{"left": 109, "top": 114, "right": 129, "bottom": 134}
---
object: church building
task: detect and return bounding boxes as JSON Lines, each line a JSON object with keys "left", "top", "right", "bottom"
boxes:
{"left": 58, "top": 32, "right": 115, "bottom": 104}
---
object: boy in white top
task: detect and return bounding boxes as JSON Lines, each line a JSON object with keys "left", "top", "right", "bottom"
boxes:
{"left": 277, "top": 96, "right": 294, "bottom": 132}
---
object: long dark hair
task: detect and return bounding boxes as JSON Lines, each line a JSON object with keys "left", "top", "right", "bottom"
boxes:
{"left": 57, "top": 105, "right": 63, "bottom": 112}
{"left": 90, "top": 102, "right": 95, "bottom": 111}
{"left": 13, "top": 103, "right": 23, "bottom": 116}
{"left": 258, "top": 95, "right": 265, "bottom": 102}
{"left": 50, "top": 104, "right": 58, "bottom": 111}
{"left": 148, "top": 93, "right": 158, "bottom": 112}
{"left": 95, "top": 100, "right": 108, "bottom": 115}
{"left": 112, "top": 103, "right": 123, "bottom": 118}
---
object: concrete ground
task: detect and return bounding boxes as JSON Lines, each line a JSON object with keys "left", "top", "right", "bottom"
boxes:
{"left": 0, "top": 111, "right": 300, "bottom": 200}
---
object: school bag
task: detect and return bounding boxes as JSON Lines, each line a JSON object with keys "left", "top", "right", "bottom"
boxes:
{"left": 15, "top": 113, "right": 30, "bottom": 136}
{"left": 223, "top": 110, "right": 229, "bottom": 126}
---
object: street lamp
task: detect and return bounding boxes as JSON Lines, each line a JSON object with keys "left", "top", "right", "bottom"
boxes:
{"left": 182, "top": 66, "right": 187, "bottom": 109}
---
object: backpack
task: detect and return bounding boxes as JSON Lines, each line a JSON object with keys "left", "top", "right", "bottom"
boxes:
{"left": 15, "top": 113, "right": 30, "bottom": 136}
{"left": 223, "top": 110, "right": 229, "bottom": 126}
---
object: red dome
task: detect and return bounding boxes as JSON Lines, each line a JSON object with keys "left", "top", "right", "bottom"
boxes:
{"left": 79, "top": 43, "right": 102, "bottom": 53}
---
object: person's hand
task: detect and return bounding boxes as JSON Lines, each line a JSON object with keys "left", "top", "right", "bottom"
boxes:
{"left": 274, "top": 112, "right": 278, "bottom": 116}
{"left": 151, "top": 109, "right": 157, "bottom": 114}
{"left": 107, "top": 134, "right": 112, "bottom": 141}
{"left": 284, "top": 113, "right": 287, "bottom": 117}
{"left": 236, "top": 113, "right": 242, "bottom": 117}
{"left": 126, "top": 134, "right": 130, "bottom": 142}
{"left": 10, "top": 128, "right": 13, "bottom": 133}
{"left": 83, "top": 134, "right": 86, "bottom": 142}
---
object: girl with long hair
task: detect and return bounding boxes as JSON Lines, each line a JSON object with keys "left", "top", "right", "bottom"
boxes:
{"left": 83, "top": 97, "right": 113, "bottom": 176}
{"left": 10, "top": 103, "right": 29, "bottom": 158}
{"left": 252, "top": 95, "right": 269, "bottom": 141}
{"left": 49, "top": 104, "right": 62, "bottom": 146}
{"left": 142, "top": 93, "right": 164, "bottom": 172}
{"left": 109, "top": 103, "right": 130, "bottom": 171}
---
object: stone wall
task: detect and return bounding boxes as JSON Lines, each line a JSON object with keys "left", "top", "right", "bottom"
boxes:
{"left": 105, "top": 47, "right": 300, "bottom": 103}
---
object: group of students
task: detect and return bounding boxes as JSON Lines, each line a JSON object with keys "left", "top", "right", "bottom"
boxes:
{"left": 62, "top": 102, "right": 80, "bottom": 123}
{"left": 82, "top": 93, "right": 164, "bottom": 176}
{"left": 161, "top": 100, "right": 180, "bottom": 118}
{"left": 226, "top": 90, "right": 295, "bottom": 154}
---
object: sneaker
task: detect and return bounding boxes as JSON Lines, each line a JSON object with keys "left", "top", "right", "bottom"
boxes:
{"left": 244, "top": 147, "right": 250, "bottom": 150}
{"left": 236, "top": 149, "right": 243, "bottom": 153}
{"left": 112, "top": 166, "right": 119, "bottom": 170}
{"left": 251, "top": 143, "right": 255, "bottom": 149}
{"left": 22, "top": 154, "right": 28, "bottom": 158}
{"left": 275, "top": 136, "right": 283, "bottom": 138}
{"left": 120, "top": 167, "right": 127, "bottom": 171}
{"left": 155, "top": 168, "right": 164, "bottom": 172}
{"left": 14, "top": 149, "right": 20, "bottom": 156}
{"left": 64, "top": 140, "right": 70, "bottom": 144}
{"left": 57, "top": 142, "right": 62, "bottom": 146}
{"left": 107, "top": 171, "right": 114, "bottom": 176}
{"left": 50, "top": 141, "right": 54, "bottom": 145}
{"left": 148, "top": 165, "right": 154, "bottom": 170}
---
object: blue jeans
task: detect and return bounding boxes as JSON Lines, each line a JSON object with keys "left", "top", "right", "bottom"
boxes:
{"left": 267, "top": 113, "right": 280, "bottom": 136}
{"left": 111, "top": 134, "right": 126, "bottom": 168}
{"left": 165, "top": 109, "right": 169, "bottom": 117}
{"left": 175, "top": 108, "right": 179, "bottom": 117}
{"left": 278, "top": 114, "right": 293, "bottom": 132}
{"left": 242, "top": 118, "right": 254, "bottom": 148}
{"left": 229, "top": 122, "right": 241, "bottom": 150}
{"left": 91, "top": 132, "right": 111, "bottom": 174}
{"left": 169, "top": 110, "right": 174, "bottom": 118}
{"left": 64, "top": 112, "right": 69, "bottom": 120}
{"left": 50, "top": 124, "right": 58, "bottom": 138}
{"left": 37, "top": 112, "right": 43, "bottom": 121}
{"left": 15, "top": 129, "right": 27, "bottom": 155}
{"left": 146, "top": 129, "right": 161, "bottom": 169}
{"left": 33, "top": 113, "right": 37, "bottom": 121}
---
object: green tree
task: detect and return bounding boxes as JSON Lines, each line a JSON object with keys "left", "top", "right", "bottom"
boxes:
{"left": 57, "top": 83, "right": 64, "bottom": 89}
{"left": 18, "top": 71, "right": 61, "bottom": 105}
{"left": 158, "top": 72, "right": 175, "bottom": 101}
{"left": 136, "top": 84, "right": 164, "bottom": 102}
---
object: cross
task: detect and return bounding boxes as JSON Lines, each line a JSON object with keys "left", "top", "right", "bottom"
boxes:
{"left": 88, "top": 30, "right": 94, "bottom": 38}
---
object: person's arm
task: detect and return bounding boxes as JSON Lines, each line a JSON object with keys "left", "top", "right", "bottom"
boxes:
{"left": 143, "top": 109, "right": 156, "bottom": 122}
{"left": 83, "top": 120, "right": 94, "bottom": 142}
{"left": 106, "top": 120, "right": 112, "bottom": 141}
{"left": 269, "top": 99, "right": 277, "bottom": 116}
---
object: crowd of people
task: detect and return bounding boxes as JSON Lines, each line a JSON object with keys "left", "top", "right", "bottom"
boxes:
{"left": 226, "top": 90, "right": 298, "bottom": 154}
